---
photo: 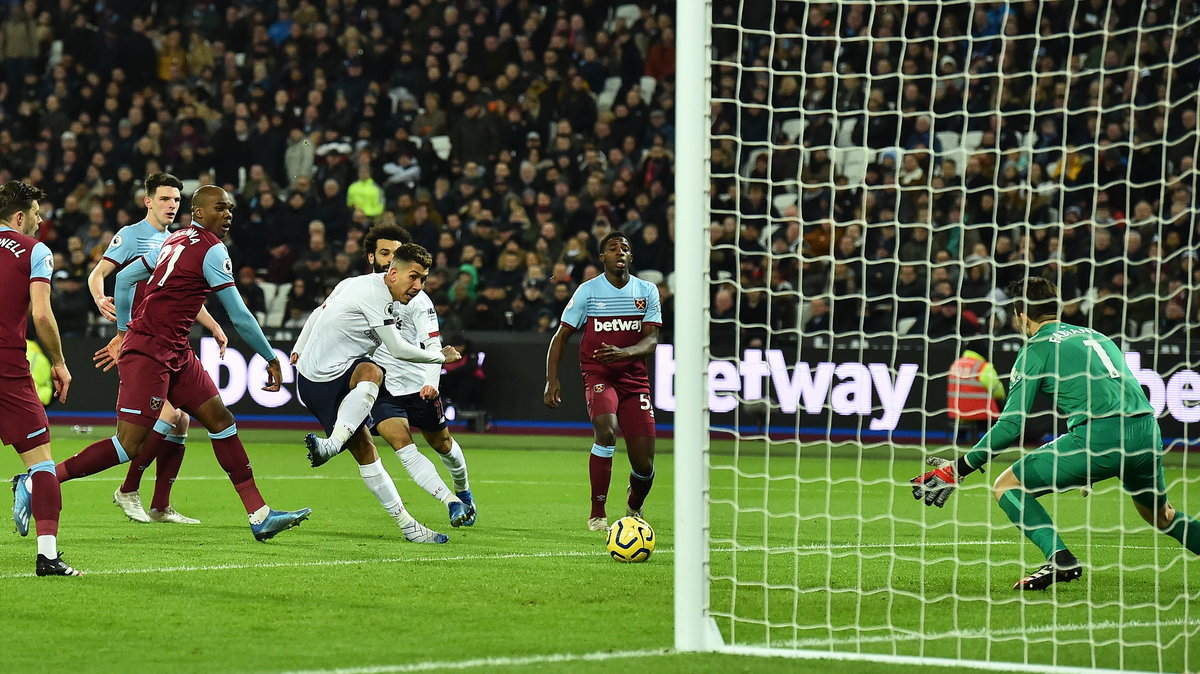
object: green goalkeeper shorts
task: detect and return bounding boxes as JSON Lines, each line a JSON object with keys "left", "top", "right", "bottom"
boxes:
{"left": 1011, "top": 414, "right": 1166, "bottom": 507}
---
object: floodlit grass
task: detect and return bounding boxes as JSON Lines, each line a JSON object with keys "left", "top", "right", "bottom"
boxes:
{"left": 1, "top": 428, "right": 1196, "bottom": 672}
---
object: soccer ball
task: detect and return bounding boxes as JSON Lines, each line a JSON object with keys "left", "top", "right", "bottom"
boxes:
{"left": 606, "top": 516, "right": 655, "bottom": 563}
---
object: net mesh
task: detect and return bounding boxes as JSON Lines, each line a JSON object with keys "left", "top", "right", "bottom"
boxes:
{"left": 699, "top": 0, "right": 1200, "bottom": 669}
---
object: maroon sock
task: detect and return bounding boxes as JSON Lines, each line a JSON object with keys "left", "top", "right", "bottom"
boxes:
{"left": 628, "top": 469, "right": 655, "bottom": 510}
{"left": 150, "top": 441, "right": 185, "bottom": 512}
{"left": 211, "top": 433, "right": 266, "bottom": 515}
{"left": 57, "top": 437, "right": 125, "bottom": 482}
{"left": 120, "top": 434, "right": 165, "bottom": 494}
{"left": 30, "top": 470, "right": 61, "bottom": 537}
{"left": 589, "top": 453, "right": 612, "bottom": 518}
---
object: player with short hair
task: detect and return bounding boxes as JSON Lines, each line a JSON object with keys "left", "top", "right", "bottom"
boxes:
{"left": 913, "top": 278, "right": 1200, "bottom": 590}
{"left": 544, "top": 232, "right": 662, "bottom": 531}
{"left": 1, "top": 180, "right": 81, "bottom": 576}
{"left": 360, "top": 223, "right": 476, "bottom": 527}
{"left": 89, "top": 172, "right": 226, "bottom": 525}
{"left": 293, "top": 242, "right": 462, "bottom": 543}
{"left": 15, "top": 185, "right": 311, "bottom": 542}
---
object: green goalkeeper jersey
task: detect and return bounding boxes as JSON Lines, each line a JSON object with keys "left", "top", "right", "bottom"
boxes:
{"left": 965, "top": 322, "right": 1155, "bottom": 468}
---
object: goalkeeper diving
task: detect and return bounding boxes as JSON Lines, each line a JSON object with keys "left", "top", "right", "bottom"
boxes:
{"left": 912, "top": 278, "right": 1200, "bottom": 590}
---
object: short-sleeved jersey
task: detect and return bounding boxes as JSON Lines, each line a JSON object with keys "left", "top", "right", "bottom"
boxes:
{"left": 560, "top": 274, "right": 662, "bottom": 381}
{"left": 102, "top": 219, "right": 167, "bottom": 309}
{"left": 0, "top": 225, "right": 52, "bottom": 376}
{"left": 295, "top": 273, "right": 403, "bottom": 382}
{"left": 124, "top": 225, "right": 235, "bottom": 367}
{"left": 971, "top": 322, "right": 1155, "bottom": 457}
{"left": 376, "top": 290, "right": 441, "bottom": 395}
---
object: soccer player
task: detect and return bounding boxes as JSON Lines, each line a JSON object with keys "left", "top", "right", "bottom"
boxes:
{"left": 361, "top": 223, "right": 476, "bottom": 527}
{"left": 544, "top": 232, "right": 662, "bottom": 531}
{"left": 89, "top": 172, "right": 226, "bottom": 525}
{"left": 15, "top": 185, "right": 311, "bottom": 542}
{"left": 913, "top": 278, "right": 1200, "bottom": 590}
{"left": 293, "top": 242, "right": 461, "bottom": 543}
{"left": 0, "top": 180, "right": 81, "bottom": 576}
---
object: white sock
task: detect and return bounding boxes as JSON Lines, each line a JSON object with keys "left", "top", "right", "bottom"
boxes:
{"left": 330, "top": 381, "right": 380, "bottom": 446}
{"left": 395, "top": 444, "right": 453, "bottom": 503}
{"left": 248, "top": 505, "right": 270, "bottom": 525}
{"left": 392, "top": 506, "right": 416, "bottom": 527}
{"left": 358, "top": 458, "right": 403, "bottom": 513}
{"left": 440, "top": 439, "right": 470, "bottom": 492}
{"left": 37, "top": 535, "right": 56, "bottom": 558}
{"left": 23, "top": 478, "right": 31, "bottom": 495}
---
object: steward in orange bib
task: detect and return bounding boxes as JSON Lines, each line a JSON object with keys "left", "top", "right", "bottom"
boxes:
{"left": 948, "top": 346, "right": 1005, "bottom": 443}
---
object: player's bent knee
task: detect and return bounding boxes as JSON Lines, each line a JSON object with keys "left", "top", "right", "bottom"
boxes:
{"left": 173, "top": 411, "right": 191, "bottom": 435}
{"left": 353, "top": 362, "right": 384, "bottom": 385}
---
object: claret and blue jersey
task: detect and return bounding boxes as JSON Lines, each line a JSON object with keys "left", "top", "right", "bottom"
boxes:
{"left": 560, "top": 274, "right": 662, "bottom": 379}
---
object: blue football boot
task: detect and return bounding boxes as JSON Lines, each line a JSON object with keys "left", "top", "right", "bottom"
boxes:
{"left": 251, "top": 507, "right": 312, "bottom": 541}
{"left": 455, "top": 489, "right": 477, "bottom": 527}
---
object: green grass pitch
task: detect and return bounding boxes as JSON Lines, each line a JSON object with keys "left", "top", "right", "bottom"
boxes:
{"left": 1, "top": 427, "right": 1197, "bottom": 672}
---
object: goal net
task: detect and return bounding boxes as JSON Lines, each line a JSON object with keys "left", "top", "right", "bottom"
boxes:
{"left": 673, "top": 1, "right": 1200, "bottom": 671}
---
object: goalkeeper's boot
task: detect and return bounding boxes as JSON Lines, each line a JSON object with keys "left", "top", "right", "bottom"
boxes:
{"left": 587, "top": 516, "right": 609, "bottom": 531}
{"left": 11, "top": 473, "right": 31, "bottom": 537}
{"left": 305, "top": 433, "right": 343, "bottom": 468}
{"left": 36, "top": 553, "right": 83, "bottom": 577}
{"left": 1014, "top": 556, "right": 1083, "bottom": 591}
{"left": 455, "top": 489, "right": 477, "bottom": 526}
{"left": 113, "top": 488, "right": 151, "bottom": 523}
{"left": 251, "top": 507, "right": 312, "bottom": 542}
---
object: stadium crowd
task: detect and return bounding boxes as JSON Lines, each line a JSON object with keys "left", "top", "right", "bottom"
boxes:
{"left": 0, "top": 1, "right": 1195, "bottom": 349}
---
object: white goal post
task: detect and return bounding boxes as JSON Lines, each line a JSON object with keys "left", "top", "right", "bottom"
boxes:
{"left": 673, "top": 0, "right": 1200, "bottom": 671}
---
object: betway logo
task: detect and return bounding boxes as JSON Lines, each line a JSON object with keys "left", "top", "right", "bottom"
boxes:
{"left": 654, "top": 345, "right": 918, "bottom": 431}
{"left": 593, "top": 317, "right": 641, "bottom": 332}
{"left": 1125, "top": 352, "right": 1200, "bottom": 423}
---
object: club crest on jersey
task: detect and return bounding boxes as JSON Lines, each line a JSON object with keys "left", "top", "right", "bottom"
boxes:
{"left": 635, "top": 297, "right": 647, "bottom": 311}
{"left": 593, "top": 384, "right": 605, "bottom": 393}
{"left": 150, "top": 396, "right": 163, "bottom": 411}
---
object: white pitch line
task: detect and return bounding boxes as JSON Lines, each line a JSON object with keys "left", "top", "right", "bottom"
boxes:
{"left": 785, "top": 617, "right": 1200, "bottom": 648}
{"left": 282, "top": 648, "right": 674, "bottom": 674}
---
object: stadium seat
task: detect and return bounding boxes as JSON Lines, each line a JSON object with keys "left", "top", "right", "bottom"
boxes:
{"left": 181, "top": 179, "right": 200, "bottom": 198}
{"left": 896, "top": 317, "right": 918, "bottom": 335}
{"left": 962, "top": 130, "right": 984, "bottom": 152}
{"left": 835, "top": 117, "right": 858, "bottom": 148}
{"left": 613, "top": 4, "right": 641, "bottom": 29}
{"left": 265, "top": 287, "right": 289, "bottom": 328}
{"left": 780, "top": 118, "right": 806, "bottom": 142}
{"left": 597, "top": 76, "right": 622, "bottom": 111}
{"left": 640, "top": 76, "right": 657, "bottom": 104}
{"left": 936, "top": 131, "right": 961, "bottom": 152}
{"left": 429, "top": 135, "right": 452, "bottom": 161}
{"left": 639, "top": 269, "right": 665, "bottom": 284}
{"left": 772, "top": 192, "right": 798, "bottom": 214}
{"left": 834, "top": 147, "right": 870, "bottom": 185}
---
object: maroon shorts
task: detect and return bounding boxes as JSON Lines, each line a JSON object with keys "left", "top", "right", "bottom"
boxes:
{"left": 116, "top": 349, "right": 219, "bottom": 428}
{"left": 0, "top": 375, "right": 50, "bottom": 453}
{"left": 582, "top": 371, "right": 656, "bottom": 438}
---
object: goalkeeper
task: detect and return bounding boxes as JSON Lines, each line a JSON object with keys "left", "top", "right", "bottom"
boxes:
{"left": 913, "top": 278, "right": 1200, "bottom": 590}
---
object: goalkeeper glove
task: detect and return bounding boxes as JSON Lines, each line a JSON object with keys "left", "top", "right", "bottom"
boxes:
{"left": 911, "top": 456, "right": 958, "bottom": 508}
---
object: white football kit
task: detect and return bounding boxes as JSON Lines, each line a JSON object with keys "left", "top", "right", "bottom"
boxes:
{"left": 294, "top": 274, "right": 444, "bottom": 382}
{"left": 374, "top": 291, "right": 443, "bottom": 396}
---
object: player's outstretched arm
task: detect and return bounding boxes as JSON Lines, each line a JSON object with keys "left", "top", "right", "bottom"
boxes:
{"left": 30, "top": 281, "right": 70, "bottom": 403}
{"left": 88, "top": 258, "right": 119, "bottom": 321}
{"left": 213, "top": 287, "right": 276, "bottom": 360}
{"left": 544, "top": 323, "right": 575, "bottom": 408}
{"left": 374, "top": 324, "right": 455, "bottom": 364}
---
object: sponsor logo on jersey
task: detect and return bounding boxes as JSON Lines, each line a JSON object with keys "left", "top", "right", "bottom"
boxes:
{"left": 150, "top": 396, "right": 163, "bottom": 411}
{"left": 592, "top": 317, "right": 641, "bottom": 332}
{"left": 635, "top": 297, "right": 647, "bottom": 311}
{"left": 594, "top": 384, "right": 605, "bottom": 393}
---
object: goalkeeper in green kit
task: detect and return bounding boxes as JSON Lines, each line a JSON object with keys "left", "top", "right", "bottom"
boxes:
{"left": 912, "top": 278, "right": 1200, "bottom": 590}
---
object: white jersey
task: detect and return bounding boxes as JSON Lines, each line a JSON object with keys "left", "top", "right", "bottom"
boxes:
{"left": 375, "top": 291, "right": 443, "bottom": 396}
{"left": 294, "top": 274, "right": 443, "bottom": 382}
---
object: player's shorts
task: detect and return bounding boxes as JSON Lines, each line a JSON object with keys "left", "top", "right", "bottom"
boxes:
{"left": 116, "top": 349, "right": 219, "bottom": 428}
{"left": 370, "top": 387, "right": 448, "bottom": 433}
{"left": 1012, "top": 414, "right": 1166, "bottom": 507}
{"left": 582, "top": 371, "right": 656, "bottom": 438}
{"left": 297, "top": 357, "right": 380, "bottom": 436}
{"left": 0, "top": 374, "right": 50, "bottom": 453}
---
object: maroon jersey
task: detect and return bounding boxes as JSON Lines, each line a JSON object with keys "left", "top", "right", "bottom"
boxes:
{"left": 560, "top": 274, "right": 663, "bottom": 382}
{"left": 0, "top": 225, "right": 53, "bottom": 377}
{"left": 124, "top": 225, "right": 235, "bottom": 368}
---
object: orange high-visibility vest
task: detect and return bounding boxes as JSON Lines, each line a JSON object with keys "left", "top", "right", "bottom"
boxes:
{"left": 948, "top": 355, "right": 1000, "bottom": 421}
